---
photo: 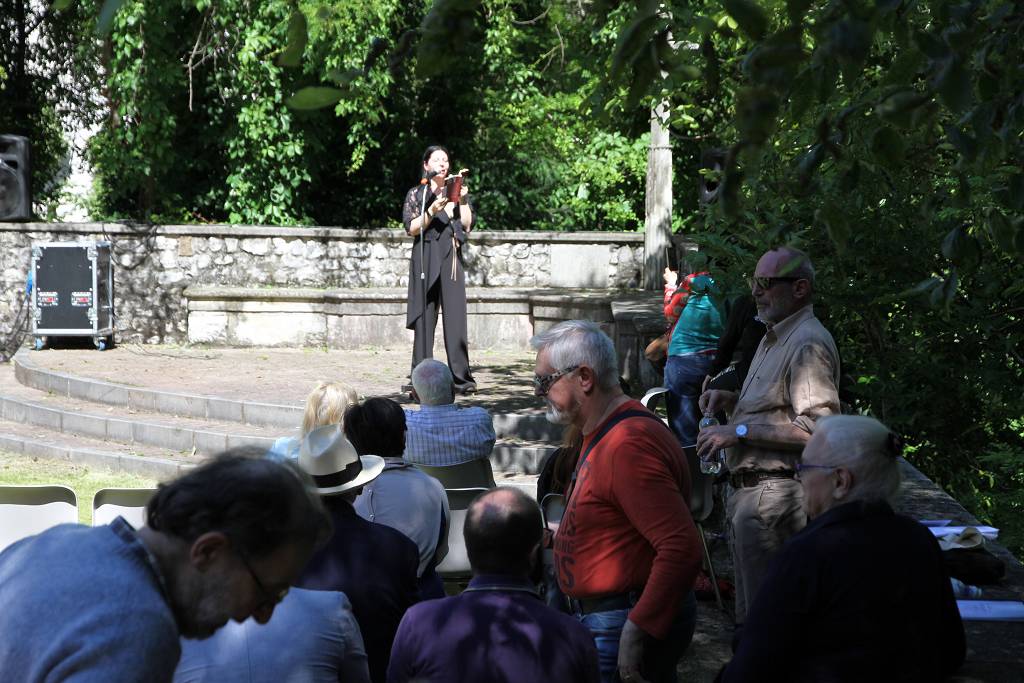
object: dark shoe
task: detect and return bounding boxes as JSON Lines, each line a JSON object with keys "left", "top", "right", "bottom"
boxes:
{"left": 457, "top": 383, "right": 478, "bottom": 395}
{"left": 401, "top": 383, "right": 414, "bottom": 393}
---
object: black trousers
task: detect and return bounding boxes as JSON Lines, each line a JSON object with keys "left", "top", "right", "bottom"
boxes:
{"left": 411, "top": 265, "right": 474, "bottom": 390}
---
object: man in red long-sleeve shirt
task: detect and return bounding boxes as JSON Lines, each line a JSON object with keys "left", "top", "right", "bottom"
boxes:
{"left": 530, "top": 320, "right": 702, "bottom": 683}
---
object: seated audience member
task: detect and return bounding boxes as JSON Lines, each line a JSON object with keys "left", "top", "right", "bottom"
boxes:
{"left": 404, "top": 359, "right": 496, "bottom": 478}
{"left": 174, "top": 588, "right": 369, "bottom": 683}
{"left": 268, "top": 381, "right": 359, "bottom": 461}
{"left": 295, "top": 425, "right": 421, "bottom": 683}
{"left": 387, "top": 488, "right": 599, "bottom": 683}
{"left": 0, "top": 450, "right": 330, "bottom": 683}
{"left": 718, "top": 415, "right": 966, "bottom": 683}
{"left": 347, "top": 398, "right": 450, "bottom": 599}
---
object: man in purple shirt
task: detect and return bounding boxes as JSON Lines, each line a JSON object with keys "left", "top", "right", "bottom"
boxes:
{"left": 387, "top": 487, "right": 599, "bottom": 683}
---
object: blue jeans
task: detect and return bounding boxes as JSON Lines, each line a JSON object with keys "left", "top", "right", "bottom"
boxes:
{"left": 577, "top": 591, "right": 697, "bottom": 683}
{"left": 664, "top": 353, "right": 715, "bottom": 448}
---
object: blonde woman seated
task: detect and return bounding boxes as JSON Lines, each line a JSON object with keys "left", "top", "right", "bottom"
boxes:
{"left": 268, "top": 381, "right": 359, "bottom": 462}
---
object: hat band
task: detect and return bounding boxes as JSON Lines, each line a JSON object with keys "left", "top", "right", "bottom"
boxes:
{"left": 312, "top": 458, "right": 363, "bottom": 489}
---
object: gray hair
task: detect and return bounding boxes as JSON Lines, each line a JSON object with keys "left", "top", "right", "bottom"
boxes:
{"left": 411, "top": 359, "right": 454, "bottom": 406}
{"left": 529, "top": 320, "right": 619, "bottom": 391}
{"left": 814, "top": 415, "right": 902, "bottom": 505}
{"left": 771, "top": 246, "right": 816, "bottom": 286}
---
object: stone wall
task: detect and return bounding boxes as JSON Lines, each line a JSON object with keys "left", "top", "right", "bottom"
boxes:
{"left": 0, "top": 222, "right": 672, "bottom": 344}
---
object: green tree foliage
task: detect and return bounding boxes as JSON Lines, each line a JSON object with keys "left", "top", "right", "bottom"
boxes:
{"left": 41, "top": 0, "right": 1024, "bottom": 554}
{"left": 70, "top": 0, "right": 650, "bottom": 229}
{"left": 583, "top": 0, "right": 1024, "bottom": 554}
{"left": 1, "top": 0, "right": 100, "bottom": 213}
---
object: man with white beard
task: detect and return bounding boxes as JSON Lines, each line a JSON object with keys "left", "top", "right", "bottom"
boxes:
{"left": 530, "top": 320, "right": 702, "bottom": 683}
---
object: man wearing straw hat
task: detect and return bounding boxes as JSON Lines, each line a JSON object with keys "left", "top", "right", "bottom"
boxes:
{"left": 295, "top": 425, "right": 421, "bottom": 683}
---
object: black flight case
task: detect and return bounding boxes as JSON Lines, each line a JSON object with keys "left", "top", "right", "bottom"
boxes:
{"left": 31, "top": 241, "right": 115, "bottom": 350}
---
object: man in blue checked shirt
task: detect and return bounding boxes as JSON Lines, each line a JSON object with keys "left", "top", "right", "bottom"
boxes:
{"left": 405, "top": 359, "right": 496, "bottom": 473}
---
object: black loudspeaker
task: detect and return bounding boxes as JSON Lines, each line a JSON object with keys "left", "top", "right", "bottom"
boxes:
{"left": 698, "top": 148, "right": 726, "bottom": 205}
{"left": 0, "top": 135, "right": 31, "bottom": 221}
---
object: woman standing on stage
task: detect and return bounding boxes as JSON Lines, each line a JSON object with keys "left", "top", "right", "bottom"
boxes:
{"left": 402, "top": 145, "right": 476, "bottom": 394}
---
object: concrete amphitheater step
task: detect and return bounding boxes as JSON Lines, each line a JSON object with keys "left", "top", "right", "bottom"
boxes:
{"left": 1, "top": 364, "right": 554, "bottom": 474}
{"left": 13, "top": 349, "right": 301, "bottom": 429}
{"left": 0, "top": 367, "right": 282, "bottom": 455}
{"left": 491, "top": 439, "right": 557, "bottom": 475}
{"left": 12, "top": 349, "right": 562, "bottom": 442}
{"left": 0, "top": 417, "right": 200, "bottom": 480}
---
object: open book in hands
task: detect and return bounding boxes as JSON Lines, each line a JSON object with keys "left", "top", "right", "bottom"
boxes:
{"left": 444, "top": 170, "right": 468, "bottom": 202}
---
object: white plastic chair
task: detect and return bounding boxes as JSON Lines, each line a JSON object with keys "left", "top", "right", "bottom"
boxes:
{"left": 435, "top": 487, "right": 490, "bottom": 580}
{"left": 0, "top": 485, "right": 78, "bottom": 553}
{"left": 92, "top": 487, "right": 157, "bottom": 528}
{"left": 416, "top": 460, "right": 496, "bottom": 489}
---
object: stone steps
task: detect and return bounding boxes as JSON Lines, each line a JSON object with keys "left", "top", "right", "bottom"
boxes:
{"left": 1, "top": 356, "right": 557, "bottom": 475}
{"left": 0, "top": 417, "right": 199, "bottom": 480}
{"left": 12, "top": 349, "right": 560, "bottom": 441}
{"left": 13, "top": 350, "right": 301, "bottom": 429}
{"left": 0, "top": 368, "right": 282, "bottom": 455}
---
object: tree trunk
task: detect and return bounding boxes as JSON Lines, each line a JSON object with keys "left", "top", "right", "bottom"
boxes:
{"left": 644, "top": 99, "right": 672, "bottom": 290}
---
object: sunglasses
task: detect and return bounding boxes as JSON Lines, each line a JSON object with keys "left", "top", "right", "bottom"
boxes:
{"left": 532, "top": 364, "right": 580, "bottom": 396}
{"left": 748, "top": 276, "right": 803, "bottom": 290}
{"left": 237, "top": 549, "right": 289, "bottom": 611}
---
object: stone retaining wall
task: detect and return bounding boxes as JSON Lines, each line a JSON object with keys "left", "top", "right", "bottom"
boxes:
{"left": 0, "top": 223, "right": 674, "bottom": 344}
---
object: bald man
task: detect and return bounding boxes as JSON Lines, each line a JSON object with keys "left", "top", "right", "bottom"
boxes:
{"left": 387, "top": 488, "right": 598, "bottom": 683}
{"left": 697, "top": 247, "right": 841, "bottom": 624}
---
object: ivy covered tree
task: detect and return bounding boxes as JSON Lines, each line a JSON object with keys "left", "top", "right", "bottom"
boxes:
{"left": 578, "top": 0, "right": 1024, "bottom": 553}
{"left": 44, "top": 0, "right": 1024, "bottom": 554}
{"left": 68, "top": 0, "right": 653, "bottom": 229}
{"left": 1, "top": 0, "right": 101, "bottom": 213}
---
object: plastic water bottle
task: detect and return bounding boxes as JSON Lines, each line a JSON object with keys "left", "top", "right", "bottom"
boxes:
{"left": 950, "top": 577, "right": 982, "bottom": 598}
{"left": 698, "top": 413, "right": 723, "bottom": 475}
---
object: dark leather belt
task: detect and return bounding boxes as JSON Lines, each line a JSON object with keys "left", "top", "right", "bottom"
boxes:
{"left": 571, "top": 592, "right": 636, "bottom": 615}
{"left": 729, "top": 470, "right": 795, "bottom": 489}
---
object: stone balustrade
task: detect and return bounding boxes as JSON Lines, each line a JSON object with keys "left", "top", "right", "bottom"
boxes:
{"left": 0, "top": 222, "right": 687, "bottom": 347}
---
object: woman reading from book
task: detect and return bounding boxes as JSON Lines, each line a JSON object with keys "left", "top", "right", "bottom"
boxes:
{"left": 402, "top": 145, "right": 477, "bottom": 394}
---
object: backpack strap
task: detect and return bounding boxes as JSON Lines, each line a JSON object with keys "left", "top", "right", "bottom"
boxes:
{"left": 566, "top": 408, "right": 669, "bottom": 499}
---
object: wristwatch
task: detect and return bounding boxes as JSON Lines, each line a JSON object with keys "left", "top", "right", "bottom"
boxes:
{"left": 735, "top": 424, "right": 748, "bottom": 440}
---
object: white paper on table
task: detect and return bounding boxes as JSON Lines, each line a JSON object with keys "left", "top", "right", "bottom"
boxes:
{"left": 929, "top": 525, "right": 999, "bottom": 540}
{"left": 919, "top": 519, "right": 952, "bottom": 527}
{"left": 957, "top": 600, "right": 1024, "bottom": 621}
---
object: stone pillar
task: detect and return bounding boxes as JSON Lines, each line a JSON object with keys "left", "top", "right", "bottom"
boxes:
{"left": 644, "top": 99, "right": 672, "bottom": 290}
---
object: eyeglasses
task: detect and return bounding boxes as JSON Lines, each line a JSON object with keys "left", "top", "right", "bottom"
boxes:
{"left": 532, "top": 364, "right": 580, "bottom": 396}
{"left": 794, "top": 463, "right": 837, "bottom": 481}
{"left": 748, "top": 276, "right": 803, "bottom": 291}
{"left": 236, "top": 549, "right": 289, "bottom": 611}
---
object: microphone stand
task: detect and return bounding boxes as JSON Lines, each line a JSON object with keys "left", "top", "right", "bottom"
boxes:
{"left": 417, "top": 173, "right": 436, "bottom": 366}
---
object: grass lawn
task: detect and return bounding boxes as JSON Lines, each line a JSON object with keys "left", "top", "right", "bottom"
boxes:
{"left": 0, "top": 453, "right": 156, "bottom": 525}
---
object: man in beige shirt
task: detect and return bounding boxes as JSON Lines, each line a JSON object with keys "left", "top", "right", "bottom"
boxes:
{"left": 697, "top": 246, "right": 840, "bottom": 624}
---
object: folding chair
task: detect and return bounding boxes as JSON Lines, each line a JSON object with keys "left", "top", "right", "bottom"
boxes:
{"left": 435, "top": 487, "right": 490, "bottom": 583}
{"left": 0, "top": 485, "right": 78, "bottom": 553}
{"left": 93, "top": 487, "right": 157, "bottom": 528}
{"left": 540, "top": 493, "right": 566, "bottom": 534}
{"left": 641, "top": 387, "right": 725, "bottom": 611}
{"left": 539, "top": 493, "right": 569, "bottom": 610}
{"left": 416, "top": 459, "right": 496, "bottom": 489}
